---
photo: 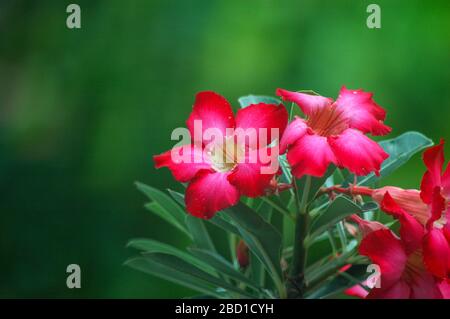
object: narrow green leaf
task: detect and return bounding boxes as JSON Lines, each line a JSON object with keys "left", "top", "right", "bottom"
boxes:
{"left": 346, "top": 132, "right": 433, "bottom": 186}
{"left": 136, "top": 182, "right": 191, "bottom": 238}
{"left": 306, "top": 264, "right": 369, "bottom": 299}
{"left": 185, "top": 215, "right": 216, "bottom": 253}
{"left": 224, "top": 202, "right": 285, "bottom": 297}
{"left": 296, "top": 166, "right": 336, "bottom": 204}
{"left": 309, "top": 197, "right": 363, "bottom": 238}
{"left": 127, "top": 238, "right": 215, "bottom": 274}
{"left": 188, "top": 247, "right": 261, "bottom": 291}
{"left": 238, "top": 95, "right": 281, "bottom": 108}
{"left": 125, "top": 257, "right": 223, "bottom": 298}
{"left": 137, "top": 253, "right": 256, "bottom": 298}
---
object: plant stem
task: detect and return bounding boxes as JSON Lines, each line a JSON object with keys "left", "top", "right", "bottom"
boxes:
{"left": 288, "top": 176, "right": 311, "bottom": 298}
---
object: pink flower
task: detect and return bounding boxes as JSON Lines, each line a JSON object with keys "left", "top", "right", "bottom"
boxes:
{"left": 153, "top": 91, "right": 288, "bottom": 219}
{"left": 358, "top": 192, "right": 448, "bottom": 298}
{"left": 276, "top": 86, "right": 390, "bottom": 178}
{"left": 419, "top": 140, "right": 450, "bottom": 278}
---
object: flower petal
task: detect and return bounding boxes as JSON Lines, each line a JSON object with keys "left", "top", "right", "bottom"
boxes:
{"left": 185, "top": 171, "right": 240, "bottom": 219}
{"left": 279, "top": 117, "right": 308, "bottom": 154}
{"left": 367, "top": 280, "right": 411, "bottom": 299}
{"left": 380, "top": 192, "right": 424, "bottom": 254}
{"left": 335, "top": 86, "right": 391, "bottom": 136}
{"left": 420, "top": 140, "right": 444, "bottom": 203}
{"left": 438, "top": 279, "right": 450, "bottom": 299}
{"left": 409, "top": 270, "right": 444, "bottom": 299}
{"left": 287, "top": 133, "right": 337, "bottom": 178}
{"left": 372, "top": 186, "right": 429, "bottom": 225}
{"left": 153, "top": 144, "right": 212, "bottom": 182}
{"left": 186, "top": 91, "right": 235, "bottom": 144}
{"left": 359, "top": 229, "right": 407, "bottom": 289}
{"left": 227, "top": 148, "right": 277, "bottom": 197}
{"left": 423, "top": 228, "right": 450, "bottom": 278}
{"left": 276, "top": 88, "right": 333, "bottom": 116}
{"left": 235, "top": 103, "right": 288, "bottom": 148}
{"left": 328, "top": 128, "right": 389, "bottom": 176}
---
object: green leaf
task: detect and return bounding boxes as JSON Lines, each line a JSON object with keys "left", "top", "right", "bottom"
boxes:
{"left": 136, "top": 182, "right": 191, "bottom": 238}
{"left": 188, "top": 247, "right": 261, "bottom": 291}
{"left": 306, "top": 264, "right": 369, "bottom": 299}
{"left": 127, "top": 238, "right": 215, "bottom": 274}
{"left": 185, "top": 215, "right": 217, "bottom": 253}
{"left": 238, "top": 95, "right": 281, "bottom": 108}
{"left": 309, "top": 197, "right": 363, "bottom": 238}
{"left": 125, "top": 257, "right": 223, "bottom": 298}
{"left": 224, "top": 202, "right": 285, "bottom": 297}
{"left": 347, "top": 132, "right": 433, "bottom": 186}
{"left": 128, "top": 253, "right": 256, "bottom": 298}
{"left": 296, "top": 166, "right": 336, "bottom": 204}
{"left": 168, "top": 189, "right": 241, "bottom": 235}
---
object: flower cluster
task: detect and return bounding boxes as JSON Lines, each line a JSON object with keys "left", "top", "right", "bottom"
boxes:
{"left": 147, "top": 86, "right": 449, "bottom": 299}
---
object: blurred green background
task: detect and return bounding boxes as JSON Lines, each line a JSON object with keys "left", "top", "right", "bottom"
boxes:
{"left": 0, "top": 0, "right": 449, "bottom": 298}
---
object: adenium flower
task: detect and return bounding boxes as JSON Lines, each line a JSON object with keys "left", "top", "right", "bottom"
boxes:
{"left": 358, "top": 141, "right": 450, "bottom": 279}
{"left": 358, "top": 192, "right": 449, "bottom": 298}
{"left": 276, "top": 86, "right": 390, "bottom": 178}
{"left": 153, "top": 91, "right": 288, "bottom": 219}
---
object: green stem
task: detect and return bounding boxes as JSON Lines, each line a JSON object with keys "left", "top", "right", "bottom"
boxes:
{"left": 288, "top": 176, "right": 311, "bottom": 298}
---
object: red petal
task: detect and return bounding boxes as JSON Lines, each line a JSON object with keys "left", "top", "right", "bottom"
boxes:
{"left": 235, "top": 103, "right": 288, "bottom": 148}
{"left": 427, "top": 187, "right": 447, "bottom": 227}
{"left": 186, "top": 91, "right": 235, "bottom": 145}
{"left": 420, "top": 171, "right": 436, "bottom": 204}
{"left": 367, "top": 280, "right": 411, "bottom": 299}
{"left": 380, "top": 192, "right": 424, "bottom": 254}
{"left": 442, "top": 161, "right": 450, "bottom": 198}
{"left": 227, "top": 148, "right": 276, "bottom": 197}
{"left": 328, "top": 128, "right": 389, "bottom": 176}
{"left": 335, "top": 86, "right": 391, "bottom": 136}
{"left": 276, "top": 88, "right": 333, "bottom": 116}
{"left": 409, "top": 270, "right": 444, "bottom": 299}
{"left": 359, "top": 229, "right": 407, "bottom": 289}
{"left": 153, "top": 145, "right": 212, "bottom": 182}
{"left": 279, "top": 117, "right": 308, "bottom": 154}
{"left": 345, "top": 284, "right": 369, "bottom": 299}
{"left": 287, "top": 133, "right": 337, "bottom": 178}
{"left": 422, "top": 140, "right": 444, "bottom": 188}
{"left": 423, "top": 228, "right": 450, "bottom": 278}
{"left": 185, "top": 171, "right": 240, "bottom": 219}
{"left": 438, "top": 279, "right": 450, "bottom": 299}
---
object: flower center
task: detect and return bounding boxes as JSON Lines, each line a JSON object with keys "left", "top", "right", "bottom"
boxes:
{"left": 208, "top": 136, "right": 245, "bottom": 173}
{"left": 306, "top": 104, "right": 349, "bottom": 137}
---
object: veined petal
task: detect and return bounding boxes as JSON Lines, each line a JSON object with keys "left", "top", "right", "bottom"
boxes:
{"left": 335, "top": 86, "right": 391, "bottom": 136}
{"left": 227, "top": 148, "right": 277, "bottom": 197}
{"left": 186, "top": 91, "right": 235, "bottom": 144}
{"left": 367, "top": 279, "right": 411, "bottom": 299}
{"left": 380, "top": 192, "right": 424, "bottom": 254}
{"left": 372, "top": 186, "right": 429, "bottom": 225}
{"left": 276, "top": 88, "right": 333, "bottom": 116}
{"left": 423, "top": 228, "right": 450, "bottom": 278}
{"left": 409, "top": 270, "right": 443, "bottom": 299}
{"left": 153, "top": 144, "right": 212, "bottom": 182}
{"left": 328, "top": 128, "right": 389, "bottom": 176}
{"left": 279, "top": 117, "right": 308, "bottom": 154}
{"left": 235, "top": 103, "right": 288, "bottom": 148}
{"left": 287, "top": 133, "right": 337, "bottom": 178}
{"left": 359, "top": 229, "right": 407, "bottom": 290}
{"left": 423, "top": 139, "right": 445, "bottom": 181}
{"left": 185, "top": 171, "right": 240, "bottom": 219}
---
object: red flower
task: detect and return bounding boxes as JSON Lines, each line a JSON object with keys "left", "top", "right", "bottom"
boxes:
{"left": 153, "top": 91, "right": 288, "bottom": 219}
{"left": 276, "top": 86, "right": 390, "bottom": 178}
{"left": 367, "top": 142, "right": 450, "bottom": 279}
{"left": 359, "top": 192, "right": 448, "bottom": 298}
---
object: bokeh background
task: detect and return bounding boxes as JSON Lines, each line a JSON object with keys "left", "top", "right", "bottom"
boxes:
{"left": 0, "top": 0, "right": 449, "bottom": 298}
